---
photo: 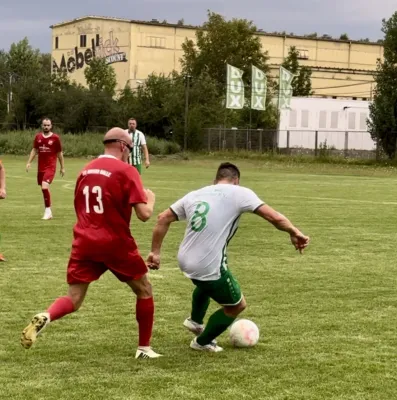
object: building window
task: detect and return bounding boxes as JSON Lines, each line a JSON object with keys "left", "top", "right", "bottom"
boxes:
{"left": 146, "top": 36, "right": 166, "bottom": 48}
{"left": 289, "top": 110, "right": 297, "bottom": 128}
{"left": 96, "top": 34, "right": 100, "bottom": 46}
{"left": 330, "top": 111, "right": 338, "bottom": 129}
{"left": 301, "top": 110, "right": 309, "bottom": 128}
{"left": 348, "top": 112, "right": 356, "bottom": 130}
{"left": 297, "top": 49, "right": 309, "bottom": 60}
{"left": 55, "top": 37, "right": 59, "bottom": 49}
{"left": 359, "top": 113, "right": 367, "bottom": 131}
{"left": 319, "top": 111, "right": 327, "bottom": 129}
{"left": 80, "top": 35, "right": 87, "bottom": 48}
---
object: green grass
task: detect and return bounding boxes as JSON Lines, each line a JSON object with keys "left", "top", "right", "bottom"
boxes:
{"left": 2, "top": 155, "right": 397, "bottom": 400}
{"left": 0, "top": 131, "right": 181, "bottom": 157}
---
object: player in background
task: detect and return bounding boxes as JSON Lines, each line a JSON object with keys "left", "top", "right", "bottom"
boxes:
{"left": 147, "top": 162, "right": 310, "bottom": 352}
{"left": 21, "top": 128, "right": 161, "bottom": 359}
{"left": 0, "top": 159, "right": 6, "bottom": 262}
{"left": 125, "top": 118, "right": 150, "bottom": 174}
{"left": 26, "top": 118, "right": 65, "bottom": 220}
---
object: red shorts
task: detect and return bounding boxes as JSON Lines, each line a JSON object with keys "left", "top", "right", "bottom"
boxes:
{"left": 67, "top": 253, "right": 148, "bottom": 284}
{"left": 37, "top": 170, "right": 55, "bottom": 186}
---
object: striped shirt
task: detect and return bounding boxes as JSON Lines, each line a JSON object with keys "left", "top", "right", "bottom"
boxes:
{"left": 125, "top": 129, "right": 146, "bottom": 166}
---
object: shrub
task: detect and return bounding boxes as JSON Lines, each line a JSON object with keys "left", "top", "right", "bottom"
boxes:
{"left": 0, "top": 131, "right": 181, "bottom": 157}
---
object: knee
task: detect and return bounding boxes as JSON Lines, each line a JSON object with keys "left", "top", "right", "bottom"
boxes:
{"left": 224, "top": 297, "right": 247, "bottom": 317}
{"left": 135, "top": 278, "right": 153, "bottom": 298}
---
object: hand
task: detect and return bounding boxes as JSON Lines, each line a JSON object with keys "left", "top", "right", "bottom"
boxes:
{"left": 290, "top": 232, "right": 310, "bottom": 254}
{"left": 147, "top": 252, "right": 160, "bottom": 270}
{"left": 60, "top": 168, "right": 65, "bottom": 177}
{"left": 144, "top": 188, "right": 155, "bottom": 203}
{"left": 0, "top": 189, "right": 6, "bottom": 199}
{"left": 26, "top": 163, "right": 31, "bottom": 172}
{"left": 145, "top": 160, "right": 150, "bottom": 169}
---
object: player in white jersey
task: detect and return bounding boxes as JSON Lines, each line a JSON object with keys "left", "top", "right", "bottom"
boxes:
{"left": 125, "top": 118, "right": 150, "bottom": 175}
{"left": 147, "top": 162, "right": 310, "bottom": 352}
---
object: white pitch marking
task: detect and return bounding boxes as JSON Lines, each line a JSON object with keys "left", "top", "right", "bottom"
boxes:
{"left": 284, "top": 195, "right": 397, "bottom": 205}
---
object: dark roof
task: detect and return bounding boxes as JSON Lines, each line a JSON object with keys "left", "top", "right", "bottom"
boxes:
{"left": 50, "top": 15, "right": 383, "bottom": 47}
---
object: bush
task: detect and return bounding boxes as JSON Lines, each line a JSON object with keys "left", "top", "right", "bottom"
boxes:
{"left": 0, "top": 131, "right": 181, "bottom": 157}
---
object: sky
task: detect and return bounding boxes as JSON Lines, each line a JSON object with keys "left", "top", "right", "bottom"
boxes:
{"left": 0, "top": 1, "right": 396, "bottom": 52}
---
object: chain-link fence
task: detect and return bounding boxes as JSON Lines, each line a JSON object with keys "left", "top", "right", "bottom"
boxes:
{"left": 203, "top": 128, "right": 381, "bottom": 159}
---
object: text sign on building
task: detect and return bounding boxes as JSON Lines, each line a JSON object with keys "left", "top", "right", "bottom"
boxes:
{"left": 52, "top": 31, "right": 128, "bottom": 74}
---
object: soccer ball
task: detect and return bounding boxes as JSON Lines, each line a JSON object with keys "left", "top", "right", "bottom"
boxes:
{"left": 229, "top": 319, "right": 259, "bottom": 348}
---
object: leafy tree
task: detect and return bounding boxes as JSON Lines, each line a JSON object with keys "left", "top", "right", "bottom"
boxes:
{"left": 84, "top": 57, "right": 117, "bottom": 95}
{"left": 164, "top": 72, "right": 224, "bottom": 149}
{"left": 181, "top": 11, "right": 269, "bottom": 86}
{"left": 368, "top": 12, "right": 397, "bottom": 158}
{"left": 339, "top": 33, "right": 349, "bottom": 40}
{"left": 180, "top": 11, "right": 277, "bottom": 130}
{"left": 281, "top": 46, "right": 313, "bottom": 96}
{"left": 7, "top": 37, "right": 41, "bottom": 78}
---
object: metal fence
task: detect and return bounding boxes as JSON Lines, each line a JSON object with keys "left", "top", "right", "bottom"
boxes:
{"left": 203, "top": 128, "right": 381, "bottom": 159}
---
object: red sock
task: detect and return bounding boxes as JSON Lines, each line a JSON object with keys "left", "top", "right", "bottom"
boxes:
{"left": 136, "top": 297, "right": 154, "bottom": 347}
{"left": 47, "top": 296, "right": 75, "bottom": 322}
{"left": 42, "top": 189, "right": 51, "bottom": 208}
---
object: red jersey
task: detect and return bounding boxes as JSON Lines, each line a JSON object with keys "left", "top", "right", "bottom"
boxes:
{"left": 33, "top": 132, "right": 62, "bottom": 172}
{"left": 71, "top": 155, "right": 147, "bottom": 262}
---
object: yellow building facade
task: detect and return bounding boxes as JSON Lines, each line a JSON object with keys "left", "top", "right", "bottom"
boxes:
{"left": 50, "top": 16, "right": 382, "bottom": 99}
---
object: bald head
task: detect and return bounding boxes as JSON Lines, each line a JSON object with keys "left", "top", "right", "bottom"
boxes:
{"left": 103, "top": 127, "right": 132, "bottom": 145}
{"left": 103, "top": 127, "right": 132, "bottom": 162}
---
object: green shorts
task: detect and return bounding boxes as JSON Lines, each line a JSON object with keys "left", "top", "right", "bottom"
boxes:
{"left": 133, "top": 164, "right": 142, "bottom": 175}
{"left": 191, "top": 269, "right": 242, "bottom": 306}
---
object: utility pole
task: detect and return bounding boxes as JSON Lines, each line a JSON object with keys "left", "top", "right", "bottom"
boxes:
{"left": 184, "top": 74, "right": 191, "bottom": 152}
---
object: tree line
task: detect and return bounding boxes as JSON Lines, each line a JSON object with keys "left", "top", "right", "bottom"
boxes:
{"left": 0, "top": 12, "right": 313, "bottom": 150}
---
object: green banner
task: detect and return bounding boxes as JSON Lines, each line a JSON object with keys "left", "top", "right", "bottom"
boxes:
{"left": 278, "top": 66, "right": 295, "bottom": 109}
{"left": 226, "top": 64, "right": 244, "bottom": 109}
{"left": 251, "top": 65, "right": 267, "bottom": 111}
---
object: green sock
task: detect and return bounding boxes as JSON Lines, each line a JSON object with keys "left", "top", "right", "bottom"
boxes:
{"left": 196, "top": 309, "right": 236, "bottom": 346}
{"left": 191, "top": 286, "right": 210, "bottom": 324}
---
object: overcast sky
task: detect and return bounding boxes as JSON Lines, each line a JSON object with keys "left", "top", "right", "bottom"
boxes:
{"left": 0, "top": 1, "right": 396, "bottom": 52}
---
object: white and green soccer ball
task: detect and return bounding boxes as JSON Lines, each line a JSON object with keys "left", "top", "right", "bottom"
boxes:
{"left": 229, "top": 319, "right": 259, "bottom": 348}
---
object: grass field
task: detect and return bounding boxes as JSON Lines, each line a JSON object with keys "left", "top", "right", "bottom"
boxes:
{"left": 2, "top": 155, "right": 397, "bottom": 400}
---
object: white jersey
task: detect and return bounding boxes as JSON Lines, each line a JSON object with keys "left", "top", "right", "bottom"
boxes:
{"left": 124, "top": 129, "right": 146, "bottom": 165}
{"left": 170, "top": 184, "right": 264, "bottom": 281}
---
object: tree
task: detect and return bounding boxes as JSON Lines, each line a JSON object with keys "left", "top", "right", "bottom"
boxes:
{"left": 339, "top": 33, "right": 349, "bottom": 40}
{"left": 164, "top": 72, "right": 224, "bottom": 149}
{"left": 180, "top": 11, "right": 277, "bottom": 130}
{"left": 281, "top": 46, "right": 313, "bottom": 96}
{"left": 180, "top": 11, "right": 269, "bottom": 86}
{"left": 84, "top": 57, "right": 117, "bottom": 95}
{"left": 7, "top": 38, "right": 41, "bottom": 79}
{"left": 368, "top": 12, "right": 397, "bottom": 158}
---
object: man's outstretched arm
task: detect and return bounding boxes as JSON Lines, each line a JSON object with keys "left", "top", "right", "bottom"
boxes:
{"left": 147, "top": 208, "right": 178, "bottom": 269}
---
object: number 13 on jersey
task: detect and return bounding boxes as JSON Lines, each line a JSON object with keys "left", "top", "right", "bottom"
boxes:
{"left": 83, "top": 185, "right": 104, "bottom": 214}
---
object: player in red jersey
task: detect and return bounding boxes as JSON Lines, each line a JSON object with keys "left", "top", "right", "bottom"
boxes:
{"left": 21, "top": 128, "right": 162, "bottom": 359}
{"left": 26, "top": 118, "right": 65, "bottom": 220}
{"left": 0, "top": 159, "right": 6, "bottom": 262}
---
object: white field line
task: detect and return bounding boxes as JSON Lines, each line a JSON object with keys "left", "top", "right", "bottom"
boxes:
{"left": 9, "top": 174, "right": 397, "bottom": 205}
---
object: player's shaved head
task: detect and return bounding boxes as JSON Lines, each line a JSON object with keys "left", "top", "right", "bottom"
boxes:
{"left": 103, "top": 127, "right": 132, "bottom": 162}
{"left": 215, "top": 162, "right": 240, "bottom": 184}
{"left": 103, "top": 127, "right": 132, "bottom": 145}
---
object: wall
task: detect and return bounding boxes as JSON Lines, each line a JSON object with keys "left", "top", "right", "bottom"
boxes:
{"left": 51, "top": 17, "right": 383, "bottom": 97}
{"left": 278, "top": 97, "right": 376, "bottom": 151}
{"left": 52, "top": 19, "right": 131, "bottom": 90}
